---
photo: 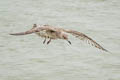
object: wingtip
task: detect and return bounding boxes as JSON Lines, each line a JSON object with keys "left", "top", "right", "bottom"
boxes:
{"left": 107, "top": 51, "right": 112, "bottom": 54}
{"left": 9, "top": 33, "right": 14, "bottom": 35}
{"left": 9, "top": 33, "right": 17, "bottom": 35}
{"left": 9, "top": 33, "right": 21, "bottom": 36}
{"left": 103, "top": 49, "right": 112, "bottom": 54}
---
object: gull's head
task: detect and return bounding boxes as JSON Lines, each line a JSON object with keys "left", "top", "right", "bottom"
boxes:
{"left": 31, "top": 24, "right": 37, "bottom": 30}
{"left": 33, "top": 24, "right": 37, "bottom": 28}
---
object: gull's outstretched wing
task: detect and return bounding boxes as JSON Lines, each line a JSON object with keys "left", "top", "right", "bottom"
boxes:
{"left": 64, "top": 29, "right": 109, "bottom": 53}
{"left": 10, "top": 30, "right": 36, "bottom": 35}
{"left": 9, "top": 25, "right": 57, "bottom": 36}
{"left": 9, "top": 26, "right": 46, "bottom": 36}
{"left": 10, "top": 24, "right": 38, "bottom": 35}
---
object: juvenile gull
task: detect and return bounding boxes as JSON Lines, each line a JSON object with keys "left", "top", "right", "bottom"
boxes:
{"left": 10, "top": 24, "right": 110, "bottom": 53}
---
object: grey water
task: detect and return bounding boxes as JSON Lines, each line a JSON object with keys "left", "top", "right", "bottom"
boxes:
{"left": 0, "top": 0, "right": 120, "bottom": 80}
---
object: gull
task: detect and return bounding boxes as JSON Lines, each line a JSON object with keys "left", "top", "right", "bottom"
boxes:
{"left": 10, "top": 24, "right": 110, "bottom": 53}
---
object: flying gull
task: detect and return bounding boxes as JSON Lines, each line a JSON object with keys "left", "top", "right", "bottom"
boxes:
{"left": 10, "top": 24, "right": 110, "bottom": 53}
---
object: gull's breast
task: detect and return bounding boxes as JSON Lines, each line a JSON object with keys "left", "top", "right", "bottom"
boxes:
{"left": 35, "top": 30, "right": 60, "bottom": 39}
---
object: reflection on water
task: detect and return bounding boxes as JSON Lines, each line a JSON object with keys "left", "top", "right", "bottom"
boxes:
{"left": 0, "top": 0, "right": 120, "bottom": 80}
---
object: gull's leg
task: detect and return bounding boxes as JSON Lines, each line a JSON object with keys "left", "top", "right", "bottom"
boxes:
{"left": 67, "top": 40, "right": 72, "bottom": 45}
{"left": 47, "top": 38, "right": 51, "bottom": 44}
{"left": 43, "top": 37, "right": 46, "bottom": 44}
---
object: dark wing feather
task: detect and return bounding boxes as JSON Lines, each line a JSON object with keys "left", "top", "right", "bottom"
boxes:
{"left": 64, "top": 29, "right": 109, "bottom": 52}
{"left": 9, "top": 29, "right": 39, "bottom": 35}
{"left": 9, "top": 27, "right": 46, "bottom": 36}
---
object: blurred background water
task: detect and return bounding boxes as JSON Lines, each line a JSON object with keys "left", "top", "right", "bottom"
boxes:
{"left": 0, "top": 0, "right": 120, "bottom": 80}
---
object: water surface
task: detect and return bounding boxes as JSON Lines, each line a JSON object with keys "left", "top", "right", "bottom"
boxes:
{"left": 0, "top": 0, "right": 120, "bottom": 80}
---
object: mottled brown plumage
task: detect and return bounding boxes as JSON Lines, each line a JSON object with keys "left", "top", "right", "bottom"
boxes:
{"left": 10, "top": 24, "right": 110, "bottom": 53}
